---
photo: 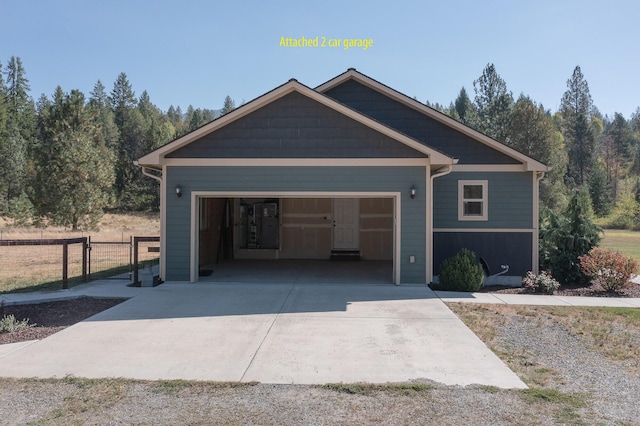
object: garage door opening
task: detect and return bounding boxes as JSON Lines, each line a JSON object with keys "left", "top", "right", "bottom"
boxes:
{"left": 194, "top": 196, "right": 397, "bottom": 284}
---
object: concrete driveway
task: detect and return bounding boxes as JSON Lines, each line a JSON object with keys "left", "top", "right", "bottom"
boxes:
{"left": 0, "top": 282, "right": 526, "bottom": 388}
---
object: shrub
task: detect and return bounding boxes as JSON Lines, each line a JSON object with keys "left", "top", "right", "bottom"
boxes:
{"left": 539, "top": 188, "right": 601, "bottom": 285}
{"left": 0, "top": 314, "right": 34, "bottom": 333}
{"left": 439, "top": 248, "right": 484, "bottom": 292}
{"left": 578, "top": 247, "right": 639, "bottom": 292}
{"left": 522, "top": 271, "right": 560, "bottom": 294}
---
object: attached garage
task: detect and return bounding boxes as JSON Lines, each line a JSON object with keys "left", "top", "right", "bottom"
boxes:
{"left": 137, "top": 69, "right": 549, "bottom": 286}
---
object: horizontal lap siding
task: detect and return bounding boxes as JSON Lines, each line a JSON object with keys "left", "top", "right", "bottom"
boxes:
{"left": 433, "top": 232, "right": 533, "bottom": 276}
{"left": 433, "top": 172, "right": 533, "bottom": 229}
{"left": 324, "top": 80, "right": 520, "bottom": 165}
{"left": 165, "top": 166, "right": 427, "bottom": 283}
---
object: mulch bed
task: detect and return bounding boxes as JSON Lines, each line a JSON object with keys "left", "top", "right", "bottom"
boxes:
{"left": 477, "top": 282, "right": 640, "bottom": 298}
{"left": 0, "top": 297, "right": 126, "bottom": 345}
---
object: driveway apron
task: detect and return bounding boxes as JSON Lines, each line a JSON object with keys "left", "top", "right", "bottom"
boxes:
{"left": 0, "top": 283, "right": 526, "bottom": 389}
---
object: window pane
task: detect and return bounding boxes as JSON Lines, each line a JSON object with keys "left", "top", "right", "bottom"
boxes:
{"left": 464, "top": 201, "right": 483, "bottom": 216}
{"left": 463, "top": 185, "right": 483, "bottom": 199}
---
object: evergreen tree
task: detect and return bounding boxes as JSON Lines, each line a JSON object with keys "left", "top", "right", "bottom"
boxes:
{"left": 89, "top": 80, "right": 119, "bottom": 152}
{"left": 1, "top": 56, "right": 35, "bottom": 214}
{"left": 109, "top": 73, "right": 146, "bottom": 208}
{"left": 507, "top": 95, "right": 568, "bottom": 210}
{"left": 34, "top": 88, "right": 114, "bottom": 230}
{"left": 220, "top": 95, "right": 236, "bottom": 115}
{"left": 539, "top": 187, "right": 601, "bottom": 285}
{"left": 473, "top": 63, "right": 513, "bottom": 142}
{"left": 605, "top": 113, "right": 633, "bottom": 199}
{"left": 560, "top": 66, "right": 595, "bottom": 186}
{"left": 453, "top": 86, "right": 477, "bottom": 127}
{"left": 588, "top": 160, "right": 613, "bottom": 216}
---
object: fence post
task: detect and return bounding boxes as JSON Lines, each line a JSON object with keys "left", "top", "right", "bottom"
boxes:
{"left": 133, "top": 236, "right": 139, "bottom": 285}
{"left": 82, "top": 237, "right": 88, "bottom": 282}
{"left": 62, "top": 240, "right": 68, "bottom": 289}
{"left": 87, "top": 235, "right": 92, "bottom": 280}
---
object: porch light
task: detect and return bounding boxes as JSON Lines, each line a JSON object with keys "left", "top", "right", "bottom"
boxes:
{"left": 410, "top": 186, "right": 416, "bottom": 199}
{"left": 175, "top": 185, "right": 182, "bottom": 198}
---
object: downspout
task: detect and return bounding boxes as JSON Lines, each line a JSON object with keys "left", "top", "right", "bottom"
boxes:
{"left": 533, "top": 171, "right": 546, "bottom": 274}
{"left": 427, "top": 163, "right": 454, "bottom": 283}
{"left": 134, "top": 161, "right": 164, "bottom": 280}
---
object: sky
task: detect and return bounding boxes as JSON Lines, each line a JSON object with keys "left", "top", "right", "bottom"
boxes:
{"left": 2, "top": 0, "right": 639, "bottom": 118}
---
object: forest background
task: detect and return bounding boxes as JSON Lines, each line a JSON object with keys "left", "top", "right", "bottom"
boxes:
{"left": 0, "top": 56, "right": 639, "bottom": 231}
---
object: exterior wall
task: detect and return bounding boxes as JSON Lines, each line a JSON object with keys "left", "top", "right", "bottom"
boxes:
{"left": 433, "top": 232, "right": 533, "bottom": 276}
{"left": 165, "top": 166, "right": 426, "bottom": 283}
{"left": 432, "top": 171, "right": 535, "bottom": 277}
{"left": 433, "top": 172, "right": 533, "bottom": 229}
{"left": 324, "top": 80, "right": 520, "bottom": 165}
{"left": 167, "top": 92, "right": 426, "bottom": 159}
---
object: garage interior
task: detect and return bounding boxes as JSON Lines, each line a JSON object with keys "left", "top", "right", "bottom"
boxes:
{"left": 197, "top": 197, "right": 395, "bottom": 284}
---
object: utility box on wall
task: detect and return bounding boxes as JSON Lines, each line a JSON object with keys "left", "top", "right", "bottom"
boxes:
{"left": 239, "top": 199, "right": 279, "bottom": 249}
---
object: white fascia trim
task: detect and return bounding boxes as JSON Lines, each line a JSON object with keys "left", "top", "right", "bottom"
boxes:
{"left": 139, "top": 80, "right": 455, "bottom": 168}
{"left": 164, "top": 158, "right": 429, "bottom": 167}
{"left": 189, "top": 191, "right": 402, "bottom": 284}
{"left": 433, "top": 228, "right": 535, "bottom": 233}
{"left": 452, "top": 164, "right": 527, "bottom": 172}
{"left": 317, "top": 70, "right": 549, "bottom": 172}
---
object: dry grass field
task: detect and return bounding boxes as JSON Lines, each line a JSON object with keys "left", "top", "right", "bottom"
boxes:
{"left": 0, "top": 213, "right": 160, "bottom": 293}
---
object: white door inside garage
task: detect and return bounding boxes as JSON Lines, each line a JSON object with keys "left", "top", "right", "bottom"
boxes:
{"left": 332, "top": 198, "right": 360, "bottom": 250}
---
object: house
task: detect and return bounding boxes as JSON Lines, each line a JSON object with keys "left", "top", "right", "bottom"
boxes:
{"left": 136, "top": 69, "right": 549, "bottom": 285}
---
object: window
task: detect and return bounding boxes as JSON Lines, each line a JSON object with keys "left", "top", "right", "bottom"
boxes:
{"left": 458, "top": 180, "right": 488, "bottom": 221}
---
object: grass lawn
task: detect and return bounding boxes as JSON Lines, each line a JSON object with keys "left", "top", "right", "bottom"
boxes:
{"left": 601, "top": 229, "right": 640, "bottom": 263}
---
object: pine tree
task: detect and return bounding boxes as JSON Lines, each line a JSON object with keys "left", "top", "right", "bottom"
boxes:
{"left": 560, "top": 66, "right": 595, "bottom": 186}
{"left": 453, "top": 87, "right": 477, "bottom": 127}
{"left": 34, "top": 88, "right": 114, "bottom": 230}
{"left": 588, "top": 160, "right": 613, "bottom": 216}
{"left": 220, "top": 95, "right": 236, "bottom": 115}
{"left": 507, "top": 95, "right": 568, "bottom": 210}
{"left": 605, "top": 113, "right": 633, "bottom": 199}
{"left": 109, "top": 73, "right": 145, "bottom": 208}
{"left": 473, "top": 63, "right": 513, "bottom": 142}
{"left": 1, "top": 56, "right": 35, "bottom": 213}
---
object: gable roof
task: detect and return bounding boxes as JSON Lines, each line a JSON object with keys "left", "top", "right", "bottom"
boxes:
{"left": 138, "top": 79, "right": 455, "bottom": 168}
{"left": 316, "top": 69, "right": 550, "bottom": 172}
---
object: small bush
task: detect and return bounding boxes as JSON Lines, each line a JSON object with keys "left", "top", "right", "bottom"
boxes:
{"left": 0, "top": 314, "right": 34, "bottom": 333}
{"left": 522, "top": 271, "right": 560, "bottom": 294}
{"left": 578, "top": 247, "right": 639, "bottom": 292}
{"left": 439, "top": 248, "right": 484, "bottom": 292}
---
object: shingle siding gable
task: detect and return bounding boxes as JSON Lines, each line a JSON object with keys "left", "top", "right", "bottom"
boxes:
{"left": 324, "top": 79, "right": 520, "bottom": 165}
{"left": 167, "top": 91, "right": 426, "bottom": 159}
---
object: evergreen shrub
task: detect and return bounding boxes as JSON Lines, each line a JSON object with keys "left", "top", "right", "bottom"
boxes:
{"left": 438, "top": 248, "right": 484, "bottom": 292}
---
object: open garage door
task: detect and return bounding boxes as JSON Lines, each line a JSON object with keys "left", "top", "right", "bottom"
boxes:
{"left": 194, "top": 195, "right": 398, "bottom": 284}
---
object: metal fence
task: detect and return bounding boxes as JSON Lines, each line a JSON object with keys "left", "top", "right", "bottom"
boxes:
{"left": 0, "top": 236, "right": 159, "bottom": 293}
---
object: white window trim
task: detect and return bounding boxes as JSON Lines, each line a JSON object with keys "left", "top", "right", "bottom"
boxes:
{"left": 458, "top": 180, "right": 488, "bottom": 221}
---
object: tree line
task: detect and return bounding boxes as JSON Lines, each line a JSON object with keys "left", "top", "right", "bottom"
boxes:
{"left": 0, "top": 56, "right": 236, "bottom": 230}
{"left": 1, "top": 57, "right": 639, "bottom": 230}
{"left": 427, "top": 64, "right": 640, "bottom": 228}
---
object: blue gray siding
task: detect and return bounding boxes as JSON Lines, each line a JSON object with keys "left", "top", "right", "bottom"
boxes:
{"left": 433, "top": 232, "right": 533, "bottom": 277}
{"left": 165, "top": 166, "right": 427, "bottom": 283}
{"left": 324, "top": 79, "right": 520, "bottom": 165}
{"left": 433, "top": 172, "right": 533, "bottom": 229}
{"left": 167, "top": 92, "right": 425, "bottom": 159}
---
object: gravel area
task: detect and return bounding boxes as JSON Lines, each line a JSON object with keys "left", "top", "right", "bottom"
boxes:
{"left": 495, "top": 310, "right": 640, "bottom": 424}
